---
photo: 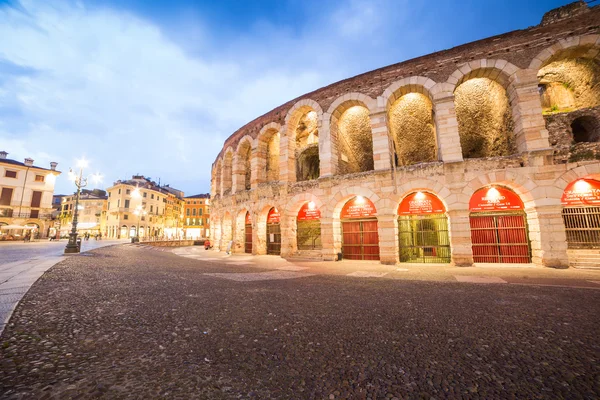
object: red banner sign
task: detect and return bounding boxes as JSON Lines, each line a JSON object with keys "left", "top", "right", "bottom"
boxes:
{"left": 267, "top": 208, "right": 280, "bottom": 224}
{"left": 341, "top": 196, "right": 377, "bottom": 219}
{"left": 297, "top": 202, "right": 321, "bottom": 221}
{"left": 398, "top": 192, "right": 446, "bottom": 215}
{"left": 245, "top": 212, "right": 252, "bottom": 225}
{"left": 561, "top": 179, "right": 600, "bottom": 206}
{"left": 469, "top": 187, "right": 523, "bottom": 212}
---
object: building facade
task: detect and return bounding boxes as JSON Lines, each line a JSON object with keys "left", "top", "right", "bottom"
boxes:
{"left": 0, "top": 151, "right": 60, "bottom": 239}
{"left": 210, "top": 3, "right": 600, "bottom": 268}
{"left": 105, "top": 176, "right": 185, "bottom": 239}
{"left": 58, "top": 189, "right": 108, "bottom": 237}
{"left": 183, "top": 194, "right": 211, "bottom": 239}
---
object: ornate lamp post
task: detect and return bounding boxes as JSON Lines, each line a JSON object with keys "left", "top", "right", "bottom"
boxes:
{"left": 64, "top": 158, "right": 102, "bottom": 254}
{"left": 133, "top": 204, "right": 147, "bottom": 242}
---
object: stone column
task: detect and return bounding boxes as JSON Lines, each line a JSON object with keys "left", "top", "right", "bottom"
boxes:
{"left": 319, "top": 121, "right": 335, "bottom": 177}
{"left": 280, "top": 213, "right": 296, "bottom": 258}
{"left": 370, "top": 111, "right": 392, "bottom": 171}
{"left": 509, "top": 69, "right": 551, "bottom": 152}
{"left": 320, "top": 217, "right": 337, "bottom": 261}
{"left": 231, "top": 153, "right": 245, "bottom": 194}
{"left": 253, "top": 212, "right": 267, "bottom": 255}
{"left": 433, "top": 94, "right": 463, "bottom": 163}
{"left": 447, "top": 209, "right": 473, "bottom": 266}
{"left": 279, "top": 133, "right": 296, "bottom": 184}
{"left": 250, "top": 146, "right": 261, "bottom": 189}
{"left": 377, "top": 214, "right": 398, "bottom": 264}
{"left": 526, "top": 205, "right": 569, "bottom": 268}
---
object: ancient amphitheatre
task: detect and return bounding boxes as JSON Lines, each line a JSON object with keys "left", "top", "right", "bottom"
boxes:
{"left": 210, "top": 2, "right": 600, "bottom": 268}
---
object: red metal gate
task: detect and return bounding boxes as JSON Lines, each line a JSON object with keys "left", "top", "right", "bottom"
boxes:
{"left": 245, "top": 224, "right": 252, "bottom": 254}
{"left": 470, "top": 213, "right": 531, "bottom": 263}
{"left": 342, "top": 219, "right": 380, "bottom": 260}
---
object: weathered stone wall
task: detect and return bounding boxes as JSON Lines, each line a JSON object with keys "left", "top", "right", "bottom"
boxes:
{"left": 337, "top": 106, "right": 374, "bottom": 174}
{"left": 545, "top": 105, "right": 600, "bottom": 162}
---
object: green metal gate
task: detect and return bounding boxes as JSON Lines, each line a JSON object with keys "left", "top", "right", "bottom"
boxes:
{"left": 562, "top": 206, "right": 600, "bottom": 249}
{"left": 398, "top": 213, "right": 451, "bottom": 263}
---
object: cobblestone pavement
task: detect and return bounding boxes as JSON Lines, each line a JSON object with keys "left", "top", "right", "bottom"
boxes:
{"left": 1, "top": 245, "right": 599, "bottom": 399}
{"left": 0, "top": 240, "right": 126, "bottom": 266}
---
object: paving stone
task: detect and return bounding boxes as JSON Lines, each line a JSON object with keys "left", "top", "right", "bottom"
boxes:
{"left": 347, "top": 271, "right": 388, "bottom": 278}
{"left": 454, "top": 275, "right": 508, "bottom": 284}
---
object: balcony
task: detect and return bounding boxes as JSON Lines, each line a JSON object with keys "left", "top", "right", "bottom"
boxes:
{"left": 0, "top": 208, "right": 13, "bottom": 218}
{"left": 0, "top": 209, "right": 52, "bottom": 219}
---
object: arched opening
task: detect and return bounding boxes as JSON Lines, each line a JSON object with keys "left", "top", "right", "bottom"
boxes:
{"left": 571, "top": 116, "right": 600, "bottom": 143}
{"left": 398, "top": 192, "right": 450, "bottom": 263}
{"left": 454, "top": 77, "right": 515, "bottom": 158}
{"left": 469, "top": 186, "right": 531, "bottom": 263}
{"left": 335, "top": 105, "right": 374, "bottom": 174}
{"left": 388, "top": 92, "right": 437, "bottom": 166}
{"left": 244, "top": 212, "right": 252, "bottom": 254}
{"left": 341, "top": 196, "right": 379, "bottom": 260}
{"left": 297, "top": 201, "right": 321, "bottom": 251}
{"left": 129, "top": 225, "right": 137, "bottom": 238}
{"left": 561, "top": 178, "right": 600, "bottom": 249}
{"left": 237, "top": 141, "right": 252, "bottom": 191}
{"left": 222, "top": 151, "right": 233, "bottom": 195}
{"left": 266, "top": 207, "right": 281, "bottom": 255}
{"left": 295, "top": 110, "right": 319, "bottom": 182}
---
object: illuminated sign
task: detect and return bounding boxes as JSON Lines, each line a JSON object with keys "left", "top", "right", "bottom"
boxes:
{"left": 341, "top": 196, "right": 377, "bottom": 219}
{"left": 398, "top": 192, "right": 446, "bottom": 215}
{"left": 297, "top": 201, "right": 321, "bottom": 221}
{"left": 561, "top": 179, "right": 600, "bottom": 206}
{"left": 469, "top": 187, "right": 523, "bottom": 211}
{"left": 267, "top": 208, "right": 280, "bottom": 224}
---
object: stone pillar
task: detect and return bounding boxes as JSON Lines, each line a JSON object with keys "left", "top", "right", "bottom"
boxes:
{"left": 447, "top": 209, "right": 473, "bottom": 266}
{"left": 213, "top": 218, "right": 222, "bottom": 251}
{"left": 319, "top": 121, "right": 335, "bottom": 177}
{"left": 433, "top": 94, "right": 463, "bottom": 163}
{"left": 509, "top": 69, "right": 550, "bottom": 152}
{"left": 370, "top": 111, "right": 392, "bottom": 171}
{"left": 232, "top": 214, "right": 245, "bottom": 254}
{"left": 526, "top": 205, "right": 569, "bottom": 268}
{"left": 280, "top": 213, "right": 296, "bottom": 258}
{"left": 279, "top": 133, "right": 296, "bottom": 184}
{"left": 253, "top": 212, "right": 267, "bottom": 255}
{"left": 250, "top": 146, "right": 262, "bottom": 189}
{"left": 231, "top": 153, "right": 245, "bottom": 194}
{"left": 377, "top": 214, "right": 398, "bottom": 264}
{"left": 320, "top": 217, "right": 337, "bottom": 261}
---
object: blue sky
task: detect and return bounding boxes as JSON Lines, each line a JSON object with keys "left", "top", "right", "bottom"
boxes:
{"left": 0, "top": 0, "right": 569, "bottom": 195}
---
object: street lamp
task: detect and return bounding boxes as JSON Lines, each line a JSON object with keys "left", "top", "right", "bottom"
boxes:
{"left": 64, "top": 158, "right": 103, "bottom": 254}
{"left": 133, "top": 204, "right": 147, "bottom": 243}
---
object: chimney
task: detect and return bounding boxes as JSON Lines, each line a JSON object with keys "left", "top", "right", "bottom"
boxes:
{"left": 0, "top": 151, "right": 7, "bottom": 159}
{"left": 24, "top": 158, "right": 34, "bottom": 167}
{"left": 50, "top": 162, "right": 58, "bottom": 171}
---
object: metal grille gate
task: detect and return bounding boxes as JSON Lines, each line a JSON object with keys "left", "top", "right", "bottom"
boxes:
{"left": 267, "top": 223, "right": 281, "bottom": 255}
{"left": 398, "top": 214, "right": 451, "bottom": 263}
{"left": 342, "top": 219, "right": 380, "bottom": 260}
{"left": 297, "top": 220, "right": 322, "bottom": 250}
{"left": 245, "top": 224, "right": 252, "bottom": 254}
{"left": 562, "top": 206, "right": 600, "bottom": 248}
{"left": 470, "top": 212, "right": 531, "bottom": 263}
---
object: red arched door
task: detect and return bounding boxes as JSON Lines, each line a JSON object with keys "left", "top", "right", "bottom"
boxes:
{"left": 244, "top": 212, "right": 252, "bottom": 254}
{"left": 341, "top": 196, "right": 379, "bottom": 260}
{"left": 266, "top": 208, "right": 281, "bottom": 255}
{"left": 469, "top": 187, "right": 531, "bottom": 263}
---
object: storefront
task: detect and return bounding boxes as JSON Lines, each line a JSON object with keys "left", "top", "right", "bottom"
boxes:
{"left": 244, "top": 212, "right": 252, "bottom": 254}
{"left": 398, "top": 192, "right": 450, "bottom": 263}
{"left": 469, "top": 186, "right": 531, "bottom": 263}
{"left": 297, "top": 201, "right": 321, "bottom": 250}
{"left": 266, "top": 207, "right": 281, "bottom": 255}
{"left": 341, "top": 196, "right": 379, "bottom": 260}
{"left": 561, "top": 178, "right": 600, "bottom": 248}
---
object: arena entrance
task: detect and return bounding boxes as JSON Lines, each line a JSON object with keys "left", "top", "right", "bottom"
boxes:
{"left": 244, "top": 212, "right": 252, "bottom": 254}
{"left": 341, "top": 196, "right": 379, "bottom": 260}
{"left": 398, "top": 192, "right": 450, "bottom": 263}
{"left": 297, "top": 202, "right": 321, "bottom": 250}
{"left": 266, "top": 207, "right": 281, "bottom": 255}
{"left": 469, "top": 187, "right": 531, "bottom": 263}
{"left": 561, "top": 179, "right": 600, "bottom": 248}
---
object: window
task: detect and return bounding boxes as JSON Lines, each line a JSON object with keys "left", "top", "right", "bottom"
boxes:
{"left": 192, "top": 209, "right": 196, "bottom": 216}
{"left": 124, "top": 199, "right": 130, "bottom": 209}
{"left": 126, "top": 189, "right": 130, "bottom": 195}
{"left": 151, "top": 194, "right": 154, "bottom": 199}
{"left": 4, "top": 170, "right": 17, "bottom": 178}
{"left": 186, "top": 209, "right": 190, "bottom": 216}
{"left": 199, "top": 200, "right": 203, "bottom": 205}
{"left": 117, "top": 199, "right": 120, "bottom": 207}
{"left": 143, "top": 192, "right": 147, "bottom": 198}
{"left": 108, "top": 202, "right": 111, "bottom": 209}
{"left": 186, "top": 218, "right": 190, "bottom": 225}
{"left": 124, "top": 214, "right": 128, "bottom": 220}
{"left": 199, "top": 218, "right": 203, "bottom": 225}
{"left": 141, "top": 216, "right": 145, "bottom": 221}
{"left": 31, "top": 191, "right": 42, "bottom": 207}
{"left": 199, "top": 208, "right": 203, "bottom": 216}
{"left": 150, "top": 205, "right": 153, "bottom": 212}
{"left": 108, "top": 192, "right": 111, "bottom": 197}
{"left": 118, "top": 189, "right": 121, "bottom": 194}
{"left": 34, "top": 175, "right": 44, "bottom": 182}
{"left": 0, "top": 187, "right": 14, "bottom": 206}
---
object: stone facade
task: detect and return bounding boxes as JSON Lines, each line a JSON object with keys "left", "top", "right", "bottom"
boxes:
{"left": 210, "top": 4, "right": 600, "bottom": 268}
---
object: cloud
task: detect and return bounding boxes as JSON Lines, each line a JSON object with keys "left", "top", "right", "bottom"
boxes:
{"left": 0, "top": 0, "right": 429, "bottom": 195}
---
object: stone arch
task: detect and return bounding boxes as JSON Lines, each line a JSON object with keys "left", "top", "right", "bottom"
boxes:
{"left": 553, "top": 163, "right": 600, "bottom": 195}
{"left": 221, "top": 148, "right": 234, "bottom": 196}
{"left": 282, "top": 193, "right": 326, "bottom": 256}
{"left": 463, "top": 170, "right": 537, "bottom": 208}
{"left": 383, "top": 78, "right": 439, "bottom": 166}
{"left": 221, "top": 212, "right": 233, "bottom": 250}
{"left": 234, "top": 136, "right": 253, "bottom": 192}
{"left": 233, "top": 208, "right": 251, "bottom": 253}
{"left": 256, "top": 122, "right": 281, "bottom": 184}
{"left": 532, "top": 35, "right": 600, "bottom": 114}
{"left": 395, "top": 181, "right": 453, "bottom": 217}
{"left": 448, "top": 60, "right": 520, "bottom": 159}
{"left": 286, "top": 192, "right": 325, "bottom": 216}
{"left": 326, "top": 94, "right": 377, "bottom": 175}
{"left": 253, "top": 203, "right": 282, "bottom": 255}
{"left": 283, "top": 99, "right": 324, "bottom": 183}
{"left": 330, "top": 186, "right": 382, "bottom": 218}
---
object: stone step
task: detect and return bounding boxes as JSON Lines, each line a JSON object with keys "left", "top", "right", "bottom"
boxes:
{"left": 569, "top": 261, "right": 600, "bottom": 269}
{"left": 287, "top": 250, "right": 323, "bottom": 261}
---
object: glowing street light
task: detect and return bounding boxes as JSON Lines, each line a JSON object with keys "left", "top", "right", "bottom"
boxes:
{"left": 64, "top": 158, "right": 102, "bottom": 254}
{"left": 133, "top": 204, "right": 147, "bottom": 243}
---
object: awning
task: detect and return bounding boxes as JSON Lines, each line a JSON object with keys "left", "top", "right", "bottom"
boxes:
{"left": 0, "top": 225, "right": 34, "bottom": 230}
